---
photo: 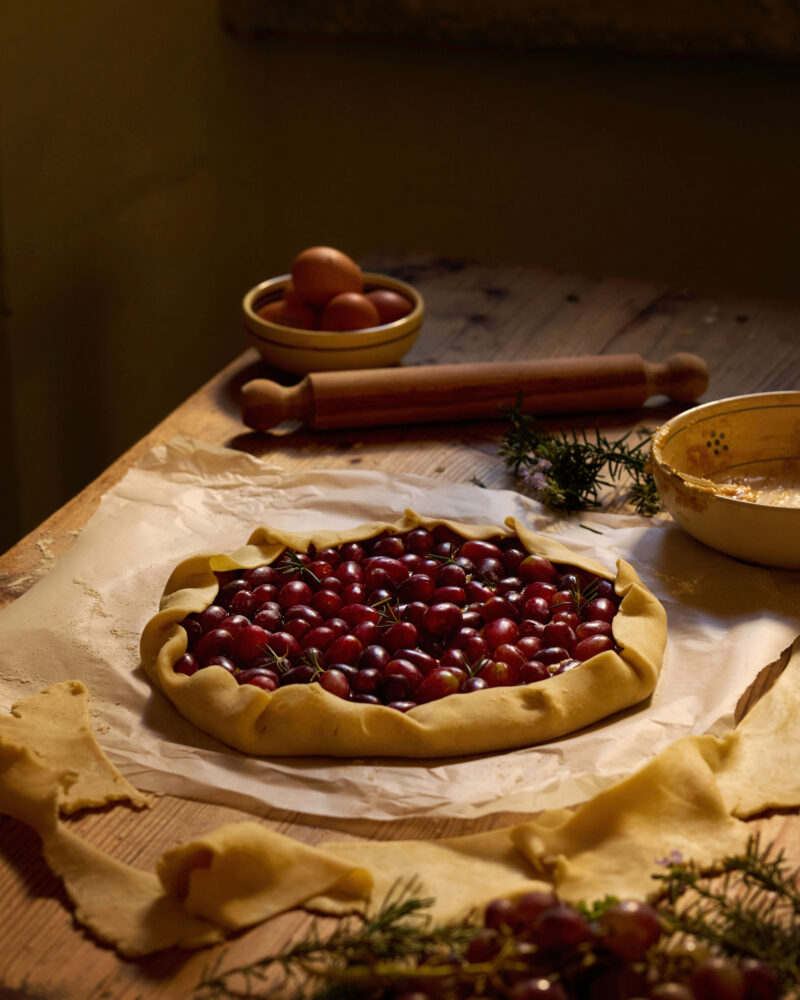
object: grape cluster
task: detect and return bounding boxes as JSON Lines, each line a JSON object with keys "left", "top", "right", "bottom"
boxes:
{"left": 389, "top": 892, "right": 782, "bottom": 1000}
{"left": 172, "top": 525, "right": 621, "bottom": 709}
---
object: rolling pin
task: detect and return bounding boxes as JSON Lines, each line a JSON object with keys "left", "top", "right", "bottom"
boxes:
{"left": 240, "top": 352, "right": 708, "bottom": 431}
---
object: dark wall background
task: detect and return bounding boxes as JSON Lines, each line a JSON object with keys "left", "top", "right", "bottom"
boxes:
{"left": 2, "top": 1, "right": 799, "bottom": 552}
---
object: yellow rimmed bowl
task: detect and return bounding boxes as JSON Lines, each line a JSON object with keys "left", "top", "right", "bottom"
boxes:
{"left": 242, "top": 272, "right": 424, "bottom": 375}
{"left": 650, "top": 391, "right": 800, "bottom": 568}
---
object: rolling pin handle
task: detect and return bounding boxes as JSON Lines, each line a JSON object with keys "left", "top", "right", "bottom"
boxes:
{"left": 241, "top": 377, "right": 313, "bottom": 429}
{"left": 650, "top": 353, "right": 709, "bottom": 403}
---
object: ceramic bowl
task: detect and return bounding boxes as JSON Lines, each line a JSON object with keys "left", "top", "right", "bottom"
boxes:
{"left": 650, "top": 391, "right": 800, "bottom": 568}
{"left": 242, "top": 272, "right": 424, "bottom": 375}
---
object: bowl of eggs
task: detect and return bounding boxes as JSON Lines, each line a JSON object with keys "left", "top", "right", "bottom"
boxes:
{"left": 650, "top": 391, "right": 800, "bottom": 568}
{"left": 243, "top": 246, "right": 424, "bottom": 375}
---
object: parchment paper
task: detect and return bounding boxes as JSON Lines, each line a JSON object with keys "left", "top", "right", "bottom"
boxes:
{"left": 1, "top": 437, "right": 798, "bottom": 821}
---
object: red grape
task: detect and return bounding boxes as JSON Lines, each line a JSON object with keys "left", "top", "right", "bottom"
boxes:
{"left": 174, "top": 652, "right": 198, "bottom": 675}
{"left": 478, "top": 659, "right": 517, "bottom": 686}
{"left": 422, "top": 602, "right": 462, "bottom": 636}
{"left": 574, "top": 635, "right": 615, "bottom": 661}
{"left": 575, "top": 620, "right": 613, "bottom": 641}
{"left": 352, "top": 667, "right": 382, "bottom": 695}
{"left": 404, "top": 528, "right": 434, "bottom": 554}
{"left": 301, "top": 626, "right": 336, "bottom": 650}
{"left": 461, "top": 539, "right": 504, "bottom": 563}
{"left": 482, "top": 595, "right": 515, "bottom": 622}
{"left": 318, "top": 668, "right": 350, "bottom": 699}
{"left": 433, "top": 585, "right": 466, "bottom": 606}
{"left": 195, "top": 627, "right": 233, "bottom": 661}
{"left": 197, "top": 604, "right": 228, "bottom": 633}
{"left": 268, "top": 632, "right": 302, "bottom": 661}
{"left": 533, "top": 903, "right": 592, "bottom": 950}
{"left": 237, "top": 667, "right": 279, "bottom": 690}
{"left": 517, "top": 890, "right": 560, "bottom": 930}
{"left": 541, "top": 621, "right": 576, "bottom": 652}
{"left": 519, "top": 554, "right": 558, "bottom": 584}
{"left": 740, "top": 958, "right": 781, "bottom": 1000}
{"left": 494, "top": 643, "right": 526, "bottom": 670}
{"left": 252, "top": 583, "right": 278, "bottom": 605}
{"left": 359, "top": 645, "right": 391, "bottom": 672}
{"left": 245, "top": 564, "right": 278, "bottom": 587}
{"left": 326, "top": 633, "right": 362, "bottom": 665}
{"left": 311, "top": 588, "right": 342, "bottom": 617}
{"left": 483, "top": 617, "right": 520, "bottom": 649}
{"left": 229, "top": 589, "right": 257, "bottom": 617}
{"left": 584, "top": 596, "right": 617, "bottom": 622}
{"left": 220, "top": 614, "right": 249, "bottom": 636}
{"left": 484, "top": 895, "right": 522, "bottom": 931}
{"left": 597, "top": 900, "right": 662, "bottom": 960}
{"left": 314, "top": 546, "right": 341, "bottom": 567}
{"left": 690, "top": 957, "right": 746, "bottom": 1000}
{"left": 416, "top": 667, "right": 461, "bottom": 702}
{"left": 284, "top": 618, "right": 311, "bottom": 641}
{"left": 278, "top": 580, "right": 313, "bottom": 609}
{"left": 281, "top": 664, "right": 316, "bottom": 685}
{"left": 398, "top": 573, "right": 436, "bottom": 603}
{"left": 461, "top": 676, "right": 489, "bottom": 692}
{"left": 202, "top": 655, "right": 236, "bottom": 674}
{"left": 519, "top": 660, "right": 550, "bottom": 683}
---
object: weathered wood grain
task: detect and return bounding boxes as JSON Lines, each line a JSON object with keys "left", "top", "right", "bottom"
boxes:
{"left": 1, "top": 255, "right": 799, "bottom": 998}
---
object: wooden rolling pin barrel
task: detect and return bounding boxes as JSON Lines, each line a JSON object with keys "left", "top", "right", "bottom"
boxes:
{"left": 240, "top": 353, "right": 709, "bottom": 431}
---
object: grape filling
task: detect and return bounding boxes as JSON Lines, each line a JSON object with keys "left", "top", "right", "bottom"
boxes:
{"left": 174, "top": 526, "right": 622, "bottom": 710}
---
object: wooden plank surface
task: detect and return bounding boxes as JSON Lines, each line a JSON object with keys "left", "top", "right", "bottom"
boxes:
{"left": 1, "top": 254, "right": 800, "bottom": 999}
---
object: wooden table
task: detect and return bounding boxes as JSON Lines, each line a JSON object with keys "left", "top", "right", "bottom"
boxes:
{"left": 2, "top": 255, "right": 800, "bottom": 999}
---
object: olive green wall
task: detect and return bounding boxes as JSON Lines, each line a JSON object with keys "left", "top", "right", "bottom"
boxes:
{"left": 1, "top": 1, "right": 799, "bottom": 552}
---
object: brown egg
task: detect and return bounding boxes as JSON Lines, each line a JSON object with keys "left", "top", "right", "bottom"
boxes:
{"left": 257, "top": 298, "right": 317, "bottom": 330}
{"left": 291, "top": 246, "right": 363, "bottom": 307}
{"left": 320, "top": 292, "right": 380, "bottom": 331}
{"left": 365, "top": 289, "right": 413, "bottom": 324}
{"left": 282, "top": 279, "right": 309, "bottom": 306}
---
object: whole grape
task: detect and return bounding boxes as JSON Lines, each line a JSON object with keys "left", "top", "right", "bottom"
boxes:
{"left": 597, "top": 899, "right": 663, "bottom": 960}
{"left": 690, "top": 957, "right": 746, "bottom": 1000}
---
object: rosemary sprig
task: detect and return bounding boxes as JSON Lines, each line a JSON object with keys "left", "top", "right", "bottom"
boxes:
{"left": 195, "top": 880, "right": 477, "bottom": 1000}
{"left": 499, "top": 400, "right": 661, "bottom": 516}
{"left": 652, "top": 835, "right": 800, "bottom": 990}
{"left": 276, "top": 550, "right": 320, "bottom": 583}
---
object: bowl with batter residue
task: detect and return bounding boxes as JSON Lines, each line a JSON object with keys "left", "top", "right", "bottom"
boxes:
{"left": 651, "top": 391, "right": 800, "bottom": 568}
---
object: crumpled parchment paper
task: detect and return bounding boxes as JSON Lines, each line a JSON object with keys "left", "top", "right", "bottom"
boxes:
{"left": 1, "top": 436, "right": 798, "bottom": 821}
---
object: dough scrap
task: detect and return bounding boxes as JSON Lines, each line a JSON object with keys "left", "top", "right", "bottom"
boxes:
{"left": 716, "top": 637, "right": 800, "bottom": 816}
{"left": 141, "top": 511, "right": 668, "bottom": 757}
{"left": 320, "top": 826, "right": 553, "bottom": 924}
{"left": 0, "top": 680, "right": 149, "bottom": 812}
{"left": 511, "top": 733, "right": 750, "bottom": 905}
{"left": 158, "top": 822, "right": 372, "bottom": 930}
{"left": 0, "top": 736, "right": 220, "bottom": 955}
{"left": 43, "top": 825, "right": 223, "bottom": 956}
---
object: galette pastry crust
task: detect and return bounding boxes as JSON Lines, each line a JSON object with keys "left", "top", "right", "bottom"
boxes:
{"left": 140, "top": 511, "right": 667, "bottom": 757}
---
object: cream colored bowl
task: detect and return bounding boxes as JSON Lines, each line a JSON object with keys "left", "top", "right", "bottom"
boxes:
{"left": 651, "top": 391, "right": 800, "bottom": 568}
{"left": 242, "top": 272, "right": 424, "bottom": 375}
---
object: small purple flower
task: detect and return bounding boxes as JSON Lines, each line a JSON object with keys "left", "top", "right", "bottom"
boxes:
{"left": 655, "top": 849, "right": 684, "bottom": 866}
{"left": 519, "top": 454, "right": 552, "bottom": 497}
{"left": 528, "top": 471, "right": 548, "bottom": 492}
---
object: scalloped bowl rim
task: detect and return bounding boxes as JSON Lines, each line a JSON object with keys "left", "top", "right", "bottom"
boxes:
{"left": 650, "top": 390, "right": 800, "bottom": 567}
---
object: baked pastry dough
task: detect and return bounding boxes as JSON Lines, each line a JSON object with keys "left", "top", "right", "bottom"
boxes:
{"left": 140, "top": 511, "right": 667, "bottom": 757}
